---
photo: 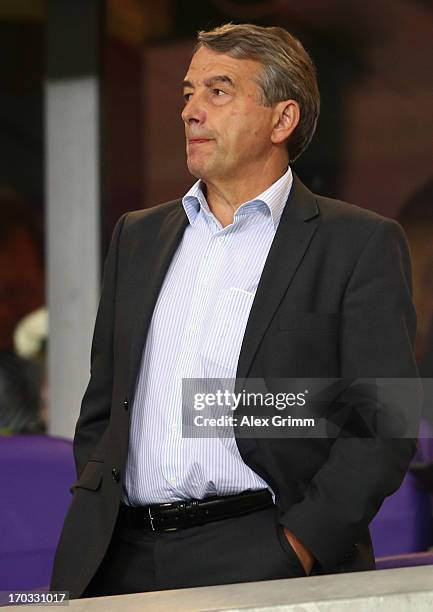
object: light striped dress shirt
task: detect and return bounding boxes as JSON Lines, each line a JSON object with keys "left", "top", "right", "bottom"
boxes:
{"left": 124, "top": 166, "right": 293, "bottom": 505}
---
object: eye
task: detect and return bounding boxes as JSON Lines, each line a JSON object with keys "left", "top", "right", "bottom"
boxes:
{"left": 184, "top": 92, "right": 193, "bottom": 102}
{"left": 212, "top": 88, "right": 225, "bottom": 96}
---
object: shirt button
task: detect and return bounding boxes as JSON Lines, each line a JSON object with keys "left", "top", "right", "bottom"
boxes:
{"left": 218, "top": 236, "right": 225, "bottom": 243}
{"left": 111, "top": 468, "right": 120, "bottom": 483}
{"left": 172, "top": 423, "right": 178, "bottom": 431}
{"left": 169, "top": 476, "right": 176, "bottom": 485}
{"left": 189, "top": 325, "right": 197, "bottom": 333}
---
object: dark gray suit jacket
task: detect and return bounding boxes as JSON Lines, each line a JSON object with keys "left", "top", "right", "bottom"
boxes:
{"left": 51, "top": 174, "right": 420, "bottom": 597}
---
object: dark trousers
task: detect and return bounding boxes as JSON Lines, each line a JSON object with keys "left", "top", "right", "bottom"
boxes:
{"left": 83, "top": 505, "right": 307, "bottom": 597}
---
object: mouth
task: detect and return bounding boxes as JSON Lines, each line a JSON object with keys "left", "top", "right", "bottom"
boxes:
{"left": 188, "top": 138, "right": 213, "bottom": 145}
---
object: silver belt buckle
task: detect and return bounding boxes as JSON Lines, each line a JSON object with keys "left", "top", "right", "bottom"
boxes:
{"left": 147, "top": 506, "right": 156, "bottom": 532}
{"left": 148, "top": 503, "right": 179, "bottom": 532}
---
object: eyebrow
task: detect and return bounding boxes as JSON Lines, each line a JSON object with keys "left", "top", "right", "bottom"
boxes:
{"left": 182, "top": 75, "right": 235, "bottom": 90}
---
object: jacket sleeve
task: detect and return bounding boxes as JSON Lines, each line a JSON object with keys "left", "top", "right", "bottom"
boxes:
{"left": 73, "top": 213, "right": 127, "bottom": 477}
{"left": 279, "top": 218, "right": 422, "bottom": 570}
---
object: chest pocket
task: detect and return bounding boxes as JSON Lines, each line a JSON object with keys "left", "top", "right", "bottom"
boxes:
{"left": 201, "top": 287, "right": 255, "bottom": 376}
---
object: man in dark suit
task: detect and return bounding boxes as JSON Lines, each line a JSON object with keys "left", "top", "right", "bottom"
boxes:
{"left": 51, "top": 23, "right": 420, "bottom": 598}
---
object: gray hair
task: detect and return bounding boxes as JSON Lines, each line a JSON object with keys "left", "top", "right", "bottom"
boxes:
{"left": 195, "top": 23, "right": 320, "bottom": 162}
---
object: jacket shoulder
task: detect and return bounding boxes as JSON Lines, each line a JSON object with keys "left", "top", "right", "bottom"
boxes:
{"left": 317, "top": 193, "right": 387, "bottom": 224}
{"left": 123, "top": 198, "right": 183, "bottom": 229}
{"left": 315, "top": 193, "right": 405, "bottom": 243}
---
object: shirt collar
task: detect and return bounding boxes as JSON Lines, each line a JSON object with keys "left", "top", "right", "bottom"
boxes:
{"left": 182, "top": 166, "right": 293, "bottom": 230}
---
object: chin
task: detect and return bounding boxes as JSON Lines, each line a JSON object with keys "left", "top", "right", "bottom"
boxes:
{"left": 187, "top": 160, "right": 207, "bottom": 181}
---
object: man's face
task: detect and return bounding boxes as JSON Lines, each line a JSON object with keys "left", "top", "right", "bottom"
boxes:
{"left": 182, "top": 46, "right": 277, "bottom": 182}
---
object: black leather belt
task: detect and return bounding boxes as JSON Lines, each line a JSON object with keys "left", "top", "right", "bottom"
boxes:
{"left": 118, "top": 490, "right": 273, "bottom": 532}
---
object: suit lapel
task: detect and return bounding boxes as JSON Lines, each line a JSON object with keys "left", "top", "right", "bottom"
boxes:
{"left": 235, "top": 174, "right": 319, "bottom": 386}
{"left": 128, "top": 203, "right": 188, "bottom": 396}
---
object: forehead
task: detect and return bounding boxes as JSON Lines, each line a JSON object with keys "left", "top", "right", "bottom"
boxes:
{"left": 184, "top": 46, "right": 262, "bottom": 86}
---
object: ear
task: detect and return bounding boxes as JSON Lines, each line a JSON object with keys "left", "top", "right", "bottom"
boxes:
{"left": 271, "top": 100, "right": 300, "bottom": 145}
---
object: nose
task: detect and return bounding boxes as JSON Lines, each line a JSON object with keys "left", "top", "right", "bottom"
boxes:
{"left": 181, "top": 95, "right": 206, "bottom": 126}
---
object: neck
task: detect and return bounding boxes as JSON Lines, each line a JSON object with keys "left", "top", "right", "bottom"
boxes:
{"left": 204, "top": 159, "right": 289, "bottom": 228}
